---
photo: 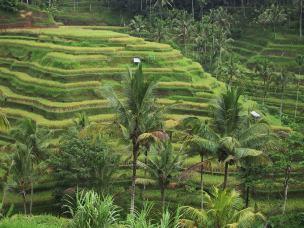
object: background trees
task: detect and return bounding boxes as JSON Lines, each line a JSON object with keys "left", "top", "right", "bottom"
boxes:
{"left": 257, "top": 4, "right": 287, "bottom": 39}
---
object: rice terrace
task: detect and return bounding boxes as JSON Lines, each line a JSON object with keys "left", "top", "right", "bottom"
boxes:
{"left": 0, "top": 0, "right": 303, "bottom": 227}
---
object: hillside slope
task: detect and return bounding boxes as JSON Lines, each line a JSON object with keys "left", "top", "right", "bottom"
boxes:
{"left": 0, "top": 26, "right": 223, "bottom": 131}
{"left": 231, "top": 27, "right": 304, "bottom": 122}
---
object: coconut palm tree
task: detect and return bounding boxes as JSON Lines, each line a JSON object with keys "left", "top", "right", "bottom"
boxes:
{"left": 173, "top": 11, "right": 195, "bottom": 51}
{"left": 180, "top": 117, "right": 217, "bottom": 209}
{"left": 144, "top": 142, "right": 183, "bottom": 210}
{"left": 255, "top": 59, "right": 274, "bottom": 105}
{"left": 295, "top": 55, "right": 304, "bottom": 119}
{"left": 199, "top": 87, "right": 273, "bottom": 189}
{"left": 154, "top": 0, "right": 173, "bottom": 9}
{"left": 103, "top": 65, "right": 163, "bottom": 214}
{"left": 10, "top": 118, "right": 52, "bottom": 161}
{"left": 181, "top": 187, "right": 266, "bottom": 228}
{"left": 277, "top": 69, "right": 291, "bottom": 119}
{"left": 11, "top": 143, "right": 33, "bottom": 215}
{"left": 10, "top": 118, "right": 52, "bottom": 214}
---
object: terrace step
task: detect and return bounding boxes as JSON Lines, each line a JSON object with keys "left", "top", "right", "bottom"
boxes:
{"left": 2, "top": 107, "right": 114, "bottom": 128}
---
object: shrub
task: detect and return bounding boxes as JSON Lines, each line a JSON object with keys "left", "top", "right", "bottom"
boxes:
{"left": 65, "top": 191, "right": 120, "bottom": 228}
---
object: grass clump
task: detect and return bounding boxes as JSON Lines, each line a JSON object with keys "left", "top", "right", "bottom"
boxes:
{"left": 0, "top": 215, "right": 68, "bottom": 228}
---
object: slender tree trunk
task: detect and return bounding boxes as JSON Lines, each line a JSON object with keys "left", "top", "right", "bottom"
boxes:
{"left": 245, "top": 186, "right": 250, "bottom": 208}
{"left": 29, "top": 182, "right": 33, "bottom": 215}
{"left": 143, "top": 148, "right": 148, "bottom": 191}
{"left": 1, "top": 184, "right": 7, "bottom": 215}
{"left": 294, "top": 80, "right": 300, "bottom": 119}
{"left": 280, "top": 87, "right": 285, "bottom": 119}
{"left": 160, "top": 185, "right": 165, "bottom": 211}
{"left": 1, "top": 161, "right": 13, "bottom": 213}
{"left": 241, "top": 0, "right": 245, "bottom": 17}
{"left": 130, "top": 137, "right": 139, "bottom": 214}
{"left": 282, "top": 166, "right": 291, "bottom": 214}
{"left": 22, "top": 190, "right": 27, "bottom": 215}
{"left": 300, "top": 0, "right": 303, "bottom": 39}
{"left": 200, "top": 154, "right": 204, "bottom": 209}
{"left": 192, "top": 0, "right": 194, "bottom": 19}
{"left": 223, "top": 162, "right": 229, "bottom": 190}
{"left": 263, "top": 79, "right": 266, "bottom": 105}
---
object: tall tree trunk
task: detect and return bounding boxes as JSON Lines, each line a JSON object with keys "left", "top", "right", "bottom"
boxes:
{"left": 143, "top": 148, "right": 148, "bottom": 191}
{"left": 294, "top": 80, "right": 300, "bottom": 119}
{"left": 1, "top": 184, "right": 7, "bottom": 215}
{"left": 160, "top": 185, "right": 165, "bottom": 211}
{"left": 130, "top": 137, "right": 139, "bottom": 214}
{"left": 29, "top": 182, "right": 33, "bottom": 215}
{"left": 223, "top": 162, "right": 229, "bottom": 190}
{"left": 22, "top": 190, "right": 27, "bottom": 215}
{"left": 282, "top": 166, "right": 291, "bottom": 214}
{"left": 245, "top": 186, "right": 250, "bottom": 208}
{"left": 192, "top": 0, "right": 194, "bottom": 19}
{"left": 241, "top": 0, "right": 245, "bottom": 17}
{"left": 200, "top": 154, "right": 204, "bottom": 209}
{"left": 300, "top": 0, "right": 303, "bottom": 39}
{"left": 262, "top": 79, "right": 266, "bottom": 105}
{"left": 280, "top": 87, "right": 285, "bottom": 119}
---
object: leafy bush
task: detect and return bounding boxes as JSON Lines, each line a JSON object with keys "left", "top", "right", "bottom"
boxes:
{"left": 65, "top": 191, "right": 120, "bottom": 228}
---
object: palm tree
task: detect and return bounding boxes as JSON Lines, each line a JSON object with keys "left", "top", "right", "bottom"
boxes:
{"left": 295, "top": 55, "right": 304, "bottom": 119}
{"left": 181, "top": 187, "right": 266, "bottom": 228}
{"left": 173, "top": 11, "right": 194, "bottom": 51}
{"left": 277, "top": 69, "right": 290, "bottom": 119}
{"left": 10, "top": 118, "right": 52, "bottom": 214}
{"left": 0, "top": 153, "right": 13, "bottom": 216}
{"left": 144, "top": 142, "right": 183, "bottom": 210}
{"left": 129, "top": 15, "right": 147, "bottom": 37}
{"left": 103, "top": 65, "right": 163, "bottom": 214}
{"left": 255, "top": 59, "right": 274, "bottom": 105}
{"left": 154, "top": 0, "right": 173, "bottom": 9}
{"left": 11, "top": 143, "right": 33, "bottom": 215}
{"left": 210, "top": 87, "right": 272, "bottom": 189}
{"left": 181, "top": 117, "right": 217, "bottom": 209}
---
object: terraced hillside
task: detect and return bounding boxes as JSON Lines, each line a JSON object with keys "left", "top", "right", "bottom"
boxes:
{"left": 231, "top": 28, "right": 304, "bottom": 121}
{"left": 54, "top": 0, "right": 127, "bottom": 25}
{"left": 0, "top": 26, "right": 222, "bottom": 131}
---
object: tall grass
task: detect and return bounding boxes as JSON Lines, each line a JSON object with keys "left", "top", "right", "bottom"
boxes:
{"left": 65, "top": 190, "right": 120, "bottom": 228}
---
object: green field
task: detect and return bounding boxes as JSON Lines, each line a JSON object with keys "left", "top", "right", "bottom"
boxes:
{"left": 230, "top": 27, "right": 304, "bottom": 122}
{"left": 0, "top": 26, "right": 223, "bottom": 130}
